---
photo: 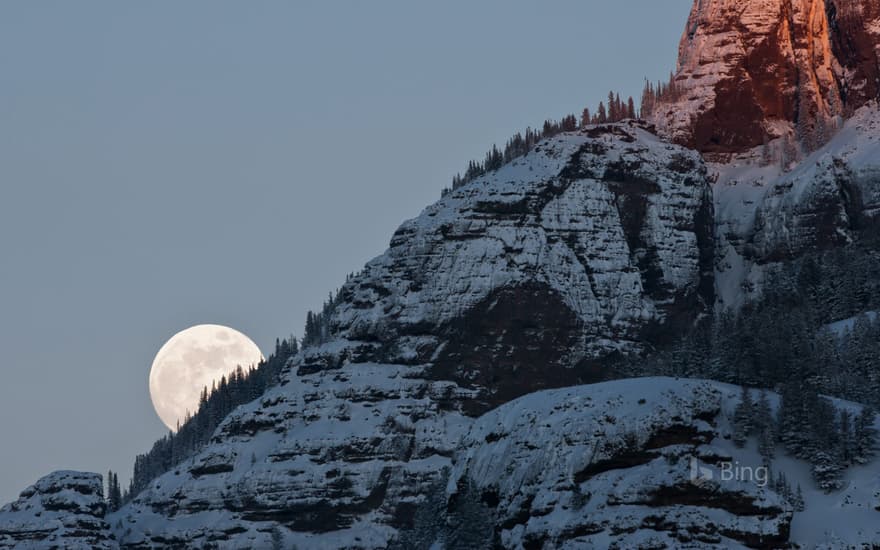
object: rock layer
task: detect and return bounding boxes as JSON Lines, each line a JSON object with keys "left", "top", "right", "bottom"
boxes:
{"left": 653, "top": 0, "right": 880, "bottom": 153}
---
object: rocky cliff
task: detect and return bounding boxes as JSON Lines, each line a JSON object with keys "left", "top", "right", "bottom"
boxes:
{"left": 112, "top": 376, "right": 799, "bottom": 548}
{"left": 652, "top": 0, "right": 880, "bottom": 153}
{"left": 0, "top": 471, "right": 117, "bottom": 549}
{"left": 2, "top": 118, "right": 880, "bottom": 550}
{"left": 327, "top": 122, "right": 714, "bottom": 413}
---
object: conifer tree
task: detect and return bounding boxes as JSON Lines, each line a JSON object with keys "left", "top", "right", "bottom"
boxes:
{"left": 793, "top": 484, "right": 806, "bottom": 511}
{"left": 597, "top": 102, "right": 607, "bottom": 124}
{"left": 445, "top": 478, "right": 494, "bottom": 549}
{"left": 854, "top": 406, "right": 878, "bottom": 464}
{"left": 733, "top": 387, "right": 754, "bottom": 447}
{"left": 755, "top": 391, "right": 776, "bottom": 466}
{"left": 581, "top": 108, "right": 591, "bottom": 127}
{"left": 608, "top": 91, "right": 618, "bottom": 122}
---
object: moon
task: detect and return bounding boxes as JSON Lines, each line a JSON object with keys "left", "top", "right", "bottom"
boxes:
{"left": 149, "top": 324, "right": 263, "bottom": 431}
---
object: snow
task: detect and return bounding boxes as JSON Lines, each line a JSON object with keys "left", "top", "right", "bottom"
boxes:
{"left": 106, "top": 357, "right": 478, "bottom": 548}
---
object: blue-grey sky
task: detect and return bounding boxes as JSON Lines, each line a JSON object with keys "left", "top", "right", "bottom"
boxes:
{"left": 0, "top": 0, "right": 692, "bottom": 504}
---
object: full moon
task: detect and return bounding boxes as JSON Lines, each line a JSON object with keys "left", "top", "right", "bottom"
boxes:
{"left": 149, "top": 324, "right": 263, "bottom": 431}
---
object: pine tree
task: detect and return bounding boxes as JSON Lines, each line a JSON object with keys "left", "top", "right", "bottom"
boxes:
{"left": 733, "top": 387, "right": 755, "bottom": 447}
{"left": 779, "top": 382, "right": 812, "bottom": 458}
{"left": 755, "top": 391, "right": 776, "bottom": 466}
{"left": 597, "top": 102, "right": 607, "bottom": 124}
{"left": 626, "top": 96, "right": 636, "bottom": 119}
{"left": 838, "top": 408, "right": 854, "bottom": 464}
{"left": 106, "top": 471, "right": 122, "bottom": 512}
{"left": 445, "top": 478, "right": 494, "bottom": 549}
{"left": 812, "top": 450, "right": 843, "bottom": 492}
{"left": 774, "top": 470, "right": 792, "bottom": 502}
{"left": 854, "top": 406, "right": 878, "bottom": 464}
{"left": 106, "top": 470, "right": 114, "bottom": 510}
{"left": 793, "top": 483, "right": 806, "bottom": 511}
{"left": 607, "top": 91, "right": 618, "bottom": 122}
{"left": 581, "top": 108, "right": 591, "bottom": 127}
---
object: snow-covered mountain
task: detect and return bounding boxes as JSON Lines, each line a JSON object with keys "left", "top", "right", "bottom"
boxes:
{"left": 1, "top": 114, "right": 878, "bottom": 548}
{"left": 3, "top": 0, "right": 880, "bottom": 547}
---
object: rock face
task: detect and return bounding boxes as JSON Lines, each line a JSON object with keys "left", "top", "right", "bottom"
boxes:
{"left": 108, "top": 362, "right": 475, "bottom": 548}
{"left": 653, "top": 0, "right": 880, "bottom": 153}
{"left": 113, "top": 374, "right": 794, "bottom": 549}
{"left": 451, "top": 379, "right": 792, "bottom": 549}
{"left": 0, "top": 471, "right": 117, "bottom": 549}
{"left": 329, "top": 122, "right": 714, "bottom": 412}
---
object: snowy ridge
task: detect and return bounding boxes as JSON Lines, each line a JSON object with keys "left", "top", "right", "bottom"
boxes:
{"left": 99, "top": 376, "right": 880, "bottom": 548}
{"left": 109, "top": 359, "right": 476, "bottom": 548}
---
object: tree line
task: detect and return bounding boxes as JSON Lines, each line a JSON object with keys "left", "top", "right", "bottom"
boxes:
{"left": 447, "top": 90, "right": 640, "bottom": 193}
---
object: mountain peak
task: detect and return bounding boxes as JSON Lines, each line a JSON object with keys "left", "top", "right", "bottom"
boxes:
{"left": 651, "top": 0, "right": 880, "bottom": 153}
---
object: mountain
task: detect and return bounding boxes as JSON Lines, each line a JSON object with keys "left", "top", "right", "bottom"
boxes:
{"left": 651, "top": 0, "right": 880, "bottom": 153}
{"left": 3, "top": 0, "right": 880, "bottom": 547}
{"left": 95, "top": 126, "right": 719, "bottom": 548}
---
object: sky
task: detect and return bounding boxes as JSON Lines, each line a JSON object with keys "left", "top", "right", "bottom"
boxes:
{"left": 0, "top": 0, "right": 692, "bottom": 504}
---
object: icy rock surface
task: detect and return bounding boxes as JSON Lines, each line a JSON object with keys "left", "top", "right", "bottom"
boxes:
{"left": 0, "top": 471, "right": 117, "bottom": 549}
{"left": 5, "top": 376, "right": 880, "bottom": 548}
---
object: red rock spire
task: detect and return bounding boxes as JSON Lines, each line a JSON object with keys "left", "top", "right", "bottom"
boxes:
{"left": 651, "top": 0, "right": 880, "bottom": 153}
